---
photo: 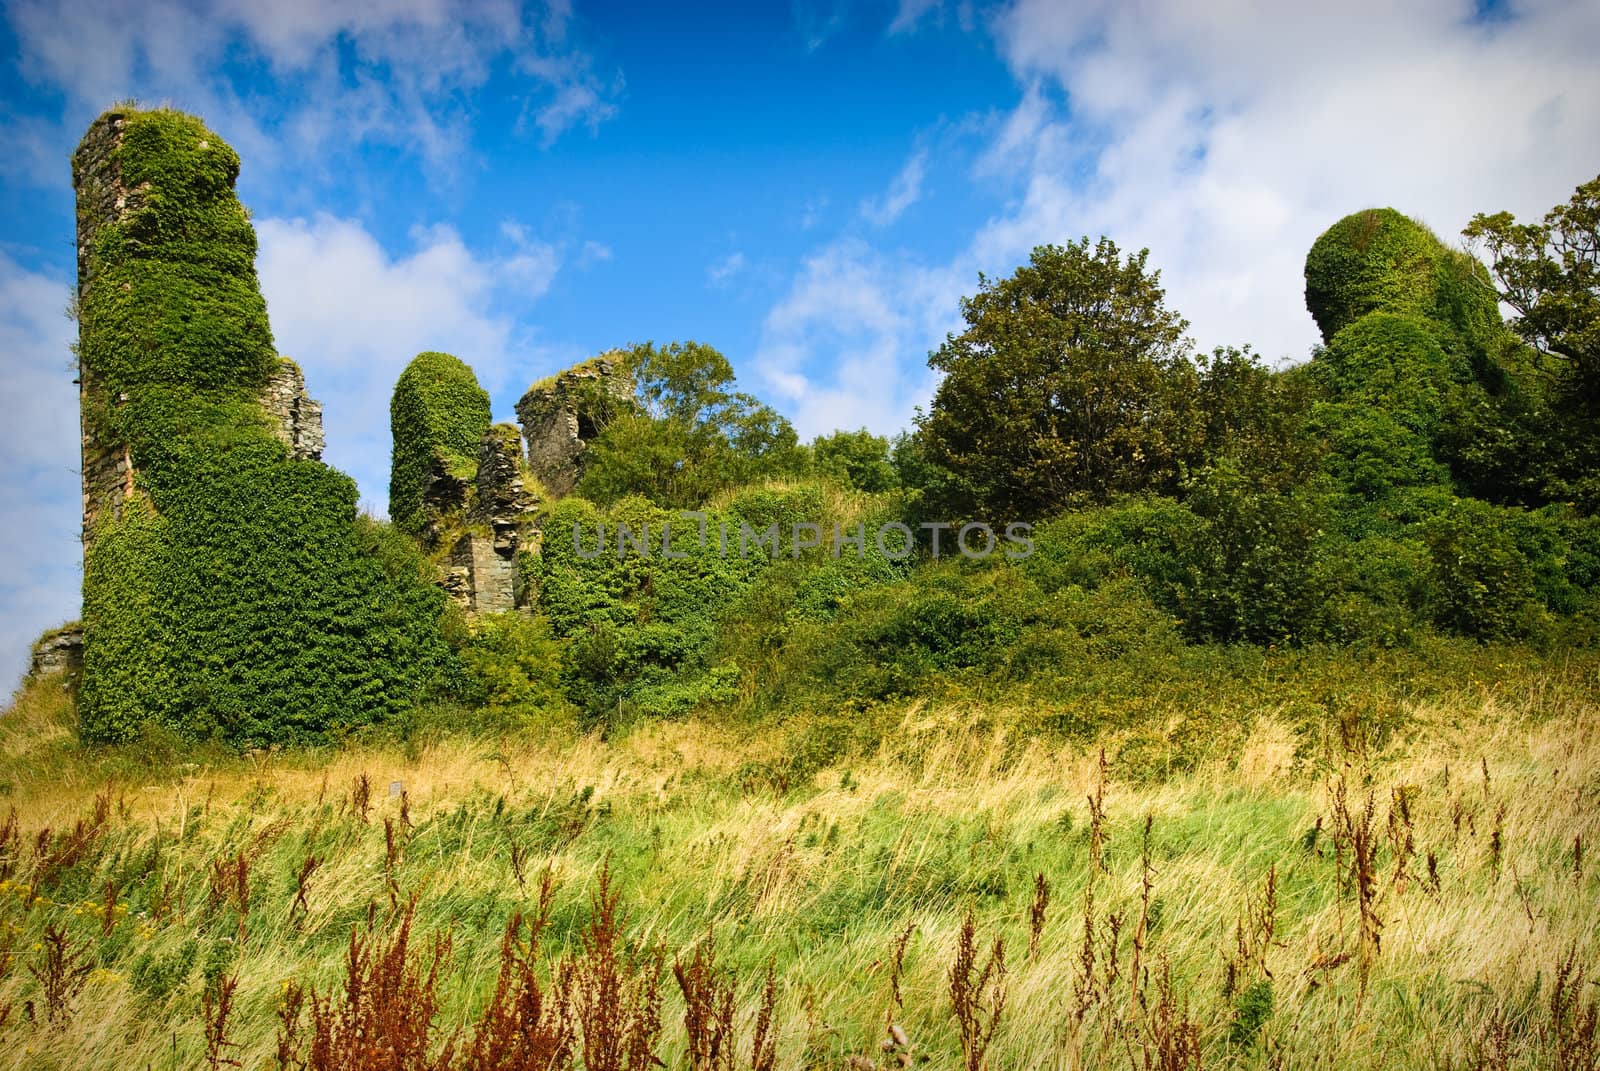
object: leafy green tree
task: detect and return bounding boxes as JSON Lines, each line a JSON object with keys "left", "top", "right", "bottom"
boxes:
{"left": 1466, "top": 176, "right": 1600, "bottom": 401}
{"left": 1194, "top": 346, "right": 1322, "bottom": 492}
{"left": 810, "top": 428, "right": 898, "bottom": 492}
{"left": 577, "top": 341, "right": 804, "bottom": 508}
{"left": 918, "top": 239, "right": 1201, "bottom": 516}
{"left": 1466, "top": 175, "right": 1600, "bottom": 508}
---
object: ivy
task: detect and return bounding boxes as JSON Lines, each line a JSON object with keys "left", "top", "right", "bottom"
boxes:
{"left": 76, "top": 108, "right": 455, "bottom": 746}
{"left": 1304, "top": 207, "right": 1500, "bottom": 344}
{"left": 388, "top": 351, "right": 492, "bottom": 536}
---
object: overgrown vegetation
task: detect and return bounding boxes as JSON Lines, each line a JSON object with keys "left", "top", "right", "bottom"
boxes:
{"left": 75, "top": 107, "right": 454, "bottom": 748}
{"left": 38, "top": 107, "right": 1600, "bottom": 1068}
{"left": 389, "top": 351, "right": 493, "bottom": 538}
{"left": 1, "top": 654, "right": 1597, "bottom": 1069}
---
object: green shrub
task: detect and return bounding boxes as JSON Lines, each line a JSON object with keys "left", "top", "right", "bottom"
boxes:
{"left": 1025, "top": 485, "right": 1332, "bottom": 647}
{"left": 1314, "top": 313, "right": 1466, "bottom": 435}
{"left": 1309, "top": 402, "right": 1450, "bottom": 498}
{"left": 1419, "top": 498, "right": 1549, "bottom": 640}
{"left": 1311, "top": 535, "right": 1433, "bottom": 647}
{"left": 810, "top": 428, "right": 898, "bottom": 492}
{"left": 456, "top": 612, "right": 576, "bottom": 734}
{"left": 1229, "top": 980, "right": 1274, "bottom": 1048}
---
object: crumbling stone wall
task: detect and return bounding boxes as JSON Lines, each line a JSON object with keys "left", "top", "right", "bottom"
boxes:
{"left": 262, "top": 359, "right": 325, "bottom": 460}
{"left": 390, "top": 351, "right": 541, "bottom": 614}
{"left": 29, "top": 623, "right": 83, "bottom": 681}
{"left": 73, "top": 106, "right": 453, "bottom": 745}
{"left": 437, "top": 424, "right": 541, "bottom": 614}
{"left": 514, "top": 354, "right": 634, "bottom": 497}
{"left": 75, "top": 112, "right": 141, "bottom": 548}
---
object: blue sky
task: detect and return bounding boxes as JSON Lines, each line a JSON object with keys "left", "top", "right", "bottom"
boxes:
{"left": 2, "top": 0, "right": 1598, "bottom": 689}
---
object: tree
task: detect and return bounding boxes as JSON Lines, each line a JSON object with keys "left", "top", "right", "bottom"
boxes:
{"left": 1465, "top": 175, "right": 1600, "bottom": 508}
{"left": 1465, "top": 176, "right": 1600, "bottom": 403}
{"left": 577, "top": 341, "right": 803, "bottom": 508}
{"left": 810, "top": 428, "right": 898, "bottom": 492}
{"left": 917, "top": 239, "right": 1200, "bottom": 516}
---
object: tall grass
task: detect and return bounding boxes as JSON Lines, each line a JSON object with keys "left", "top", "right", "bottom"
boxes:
{"left": 0, "top": 651, "right": 1596, "bottom": 1069}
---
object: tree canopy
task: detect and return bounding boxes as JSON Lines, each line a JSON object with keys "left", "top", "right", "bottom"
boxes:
{"left": 576, "top": 340, "right": 804, "bottom": 508}
{"left": 917, "top": 239, "right": 1200, "bottom": 516}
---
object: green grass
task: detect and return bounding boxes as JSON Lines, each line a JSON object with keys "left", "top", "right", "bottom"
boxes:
{"left": 0, "top": 650, "right": 1597, "bottom": 1069}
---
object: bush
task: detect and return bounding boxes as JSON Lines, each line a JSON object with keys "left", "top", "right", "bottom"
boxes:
{"left": 810, "top": 429, "right": 898, "bottom": 493}
{"left": 456, "top": 612, "right": 576, "bottom": 735}
{"left": 1314, "top": 313, "right": 1467, "bottom": 435}
{"left": 1025, "top": 486, "right": 1332, "bottom": 647}
{"left": 1418, "top": 498, "right": 1550, "bottom": 640}
{"left": 1309, "top": 402, "right": 1450, "bottom": 499}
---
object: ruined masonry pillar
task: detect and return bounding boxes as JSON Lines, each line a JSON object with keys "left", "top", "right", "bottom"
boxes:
{"left": 73, "top": 111, "right": 324, "bottom": 561}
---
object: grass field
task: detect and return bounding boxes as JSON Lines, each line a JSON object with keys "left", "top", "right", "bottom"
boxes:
{"left": 0, "top": 651, "right": 1597, "bottom": 1070}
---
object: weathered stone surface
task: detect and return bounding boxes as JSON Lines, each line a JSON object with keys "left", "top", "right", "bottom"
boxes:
{"left": 75, "top": 111, "right": 141, "bottom": 551}
{"left": 29, "top": 623, "right": 83, "bottom": 680}
{"left": 473, "top": 424, "right": 538, "bottom": 549}
{"left": 514, "top": 355, "right": 634, "bottom": 497}
{"left": 416, "top": 458, "right": 471, "bottom": 550}
{"left": 462, "top": 423, "right": 541, "bottom": 612}
{"left": 426, "top": 424, "right": 540, "bottom": 614}
{"left": 263, "top": 359, "right": 325, "bottom": 461}
{"left": 441, "top": 533, "right": 519, "bottom": 614}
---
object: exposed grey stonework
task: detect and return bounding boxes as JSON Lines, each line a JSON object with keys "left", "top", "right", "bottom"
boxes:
{"left": 473, "top": 424, "right": 538, "bottom": 550}
{"left": 263, "top": 359, "right": 325, "bottom": 461}
{"left": 514, "top": 355, "right": 634, "bottom": 498}
{"left": 74, "top": 111, "right": 141, "bottom": 550}
{"left": 431, "top": 424, "right": 540, "bottom": 614}
{"left": 29, "top": 623, "right": 83, "bottom": 681}
{"left": 416, "top": 459, "right": 471, "bottom": 550}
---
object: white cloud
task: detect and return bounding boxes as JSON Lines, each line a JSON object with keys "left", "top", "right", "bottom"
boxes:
{"left": 800, "top": 195, "right": 830, "bottom": 230}
{"left": 860, "top": 149, "right": 928, "bottom": 226}
{"left": 885, "top": 0, "right": 976, "bottom": 36}
{"left": 0, "top": 255, "right": 82, "bottom": 693}
{"left": 976, "top": 0, "right": 1600, "bottom": 362}
{"left": 888, "top": 0, "right": 942, "bottom": 35}
{"left": 793, "top": 1, "right": 850, "bottom": 52}
{"left": 706, "top": 252, "right": 747, "bottom": 286}
{"left": 499, "top": 221, "right": 563, "bottom": 294}
{"left": 755, "top": 0, "right": 1600, "bottom": 450}
{"left": 2, "top": 0, "right": 621, "bottom": 185}
{"left": 255, "top": 214, "right": 568, "bottom": 514}
{"left": 578, "top": 240, "right": 612, "bottom": 266}
{"left": 753, "top": 240, "right": 960, "bottom": 438}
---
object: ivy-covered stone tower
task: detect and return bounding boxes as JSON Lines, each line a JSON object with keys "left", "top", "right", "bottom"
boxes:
{"left": 389, "top": 351, "right": 540, "bottom": 614}
{"left": 72, "top": 107, "right": 454, "bottom": 745}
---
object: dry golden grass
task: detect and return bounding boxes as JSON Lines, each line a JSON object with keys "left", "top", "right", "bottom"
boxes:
{"left": 0, "top": 660, "right": 1595, "bottom": 1069}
